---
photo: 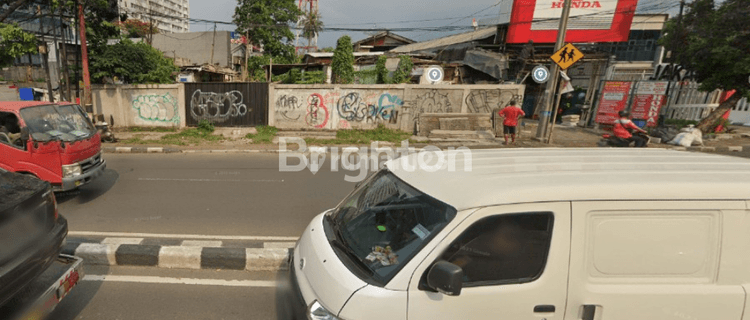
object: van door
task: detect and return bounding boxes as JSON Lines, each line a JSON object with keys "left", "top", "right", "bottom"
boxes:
{"left": 407, "top": 202, "right": 571, "bottom": 320}
{"left": 566, "top": 201, "right": 746, "bottom": 320}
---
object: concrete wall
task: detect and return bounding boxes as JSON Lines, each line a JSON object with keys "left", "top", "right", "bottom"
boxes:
{"left": 91, "top": 84, "right": 185, "bottom": 128}
{"left": 150, "top": 31, "right": 232, "bottom": 66}
{"left": 269, "top": 84, "right": 525, "bottom": 133}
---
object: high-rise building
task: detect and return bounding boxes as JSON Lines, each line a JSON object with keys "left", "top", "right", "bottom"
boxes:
{"left": 118, "top": 0, "right": 190, "bottom": 34}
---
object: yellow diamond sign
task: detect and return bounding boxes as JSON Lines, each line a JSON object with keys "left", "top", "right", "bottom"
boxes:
{"left": 551, "top": 43, "right": 583, "bottom": 70}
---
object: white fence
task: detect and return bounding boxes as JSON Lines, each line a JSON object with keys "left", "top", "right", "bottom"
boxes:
{"left": 729, "top": 97, "right": 750, "bottom": 126}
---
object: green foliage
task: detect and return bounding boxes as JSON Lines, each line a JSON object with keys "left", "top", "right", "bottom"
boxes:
{"left": 127, "top": 126, "right": 177, "bottom": 132}
{"left": 376, "top": 55, "right": 389, "bottom": 84}
{"left": 0, "top": 23, "right": 38, "bottom": 68}
{"left": 246, "top": 54, "right": 299, "bottom": 82}
{"left": 117, "top": 19, "right": 159, "bottom": 38}
{"left": 275, "top": 69, "right": 325, "bottom": 84}
{"left": 90, "top": 38, "right": 178, "bottom": 84}
{"left": 197, "top": 120, "right": 215, "bottom": 133}
{"left": 320, "top": 47, "right": 334, "bottom": 53}
{"left": 304, "top": 124, "right": 411, "bottom": 145}
{"left": 660, "top": 0, "right": 750, "bottom": 98}
{"left": 392, "top": 55, "right": 414, "bottom": 84}
{"left": 354, "top": 67, "right": 378, "bottom": 84}
{"left": 331, "top": 35, "right": 354, "bottom": 84}
{"left": 300, "top": 11, "right": 324, "bottom": 47}
{"left": 245, "top": 125, "right": 278, "bottom": 143}
{"left": 234, "top": 0, "right": 302, "bottom": 61}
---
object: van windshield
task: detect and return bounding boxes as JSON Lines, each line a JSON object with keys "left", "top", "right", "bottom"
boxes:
{"left": 327, "top": 169, "right": 457, "bottom": 286}
{"left": 20, "top": 104, "right": 95, "bottom": 142}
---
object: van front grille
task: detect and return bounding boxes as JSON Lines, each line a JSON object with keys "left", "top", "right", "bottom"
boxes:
{"left": 80, "top": 153, "right": 102, "bottom": 174}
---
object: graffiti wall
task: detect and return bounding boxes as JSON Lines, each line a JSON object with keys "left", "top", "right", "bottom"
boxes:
{"left": 184, "top": 83, "right": 267, "bottom": 127}
{"left": 270, "top": 84, "right": 525, "bottom": 131}
{"left": 273, "top": 88, "right": 405, "bottom": 130}
{"left": 91, "top": 84, "right": 185, "bottom": 127}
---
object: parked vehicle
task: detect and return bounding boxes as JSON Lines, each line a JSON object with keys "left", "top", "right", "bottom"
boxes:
{"left": 0, "top": 170, "right": 84, "bottom": 319}
{"left": 288, "top": 149, "right": 750, "bottom": 320}
{"left": 0, "top": 101, "right": 106, "bottom": 191}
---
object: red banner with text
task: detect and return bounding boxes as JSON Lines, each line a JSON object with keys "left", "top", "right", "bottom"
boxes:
{"left": 595, "top": 81, "right": 633, "bottom": 125}
{"left": 631, "top": 81, "right": 668, "bottom": 127}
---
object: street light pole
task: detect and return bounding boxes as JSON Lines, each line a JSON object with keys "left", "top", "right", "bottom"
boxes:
{"left": 535, "top": 0, "right": 573, "bottom": 142}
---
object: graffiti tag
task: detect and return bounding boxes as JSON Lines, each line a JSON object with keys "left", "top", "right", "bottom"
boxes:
{"left": 465, "top": 90, "right": 522, "bottom": 114}
{"left": 305, "top": 93, "right": 329, "bottom": 128}
{"left": 276, "top": 95, "right": 303, "bottom": 121}
{"left": 132, "top": 93, "right": 180, "bottom": 124}
{"left": 337, "top": 92, "right": 403, "bottom": 123}
{"left": 190, "top": 90, "right": 249, "bottom": 123}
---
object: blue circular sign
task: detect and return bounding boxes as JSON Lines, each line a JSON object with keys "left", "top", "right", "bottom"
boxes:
{"left": 532, "top": 65, "right": 550, "bottom": 84}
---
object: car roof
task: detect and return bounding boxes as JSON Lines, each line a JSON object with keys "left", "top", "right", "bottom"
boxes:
{"left": 386, "top": 148, "right": 750, "bottom": 210}
{"left": 0, "top": 101, "right": 76, "bottom": 112}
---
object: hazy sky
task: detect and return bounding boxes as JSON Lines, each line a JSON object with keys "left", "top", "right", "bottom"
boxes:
{"left": 189, "top": 0, "right": 680, "bottom": 49}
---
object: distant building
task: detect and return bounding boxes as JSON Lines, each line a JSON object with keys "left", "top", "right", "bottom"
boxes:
{"left": 149, "top": 31, "right": 232, "bottom": 66}
{"left": 117, "top": 0, "right": 189, "bottom": 33}
{"left": 353, "top": 31, "right": 415, "bottom": 52}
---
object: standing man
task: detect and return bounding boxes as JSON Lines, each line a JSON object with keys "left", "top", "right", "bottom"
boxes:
{"left": 498, "top": 100, "right": 525, "bottom": 145}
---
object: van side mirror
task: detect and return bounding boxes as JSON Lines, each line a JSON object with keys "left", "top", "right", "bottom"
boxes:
{"left": 426, "top": 260, "right": 463, "bottom": 296}
{"left": 20, "top": 127, "right": 30, "bottom": 141}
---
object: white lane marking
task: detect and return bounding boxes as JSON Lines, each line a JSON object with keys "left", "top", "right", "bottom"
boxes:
{"left": 181, "top": 240, "right": 222, "bottom": 247}
{"left": 263, "top": 242, "right": 297, "bottom": 249}
{"left": 69, "top": 231, "right": 298, "bottom": 242}
{"left": 82, "top": 275, "right": 277, "bottom": 287}
{"left": 137, "top": 178, "right": 284, "bottom": 183}
{"left": 101, "top": 237, "right": 144, "bottom": 245}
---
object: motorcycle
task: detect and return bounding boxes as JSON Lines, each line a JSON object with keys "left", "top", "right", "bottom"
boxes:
{"left": 95, "top": 121, "right": 116, "bottom": 143}
{"left": 597, "top": 131, "right": 650, "bottom": 147}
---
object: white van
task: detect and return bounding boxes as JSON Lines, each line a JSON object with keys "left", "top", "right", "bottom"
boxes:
{"left": 287, "top": 148, "right": 750, "bottom": 320}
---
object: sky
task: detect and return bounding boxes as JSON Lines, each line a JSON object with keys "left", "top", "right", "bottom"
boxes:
{"left": 188, "top": 0, "right": 681, "bottom": 49}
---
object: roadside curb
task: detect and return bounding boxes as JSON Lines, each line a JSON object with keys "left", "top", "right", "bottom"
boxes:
{"left": 62, "top": 242, "right": 291, "bottom": 271}
{"left": 103, "top": 145, "right": 746, "bottom": 154}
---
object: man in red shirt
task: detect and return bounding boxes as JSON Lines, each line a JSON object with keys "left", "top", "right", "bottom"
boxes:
{"left": 613, "top": 110, "right": 648, "bottom": 147}
{"left": 498, "top": 100, "right": 525, "bottom": 145}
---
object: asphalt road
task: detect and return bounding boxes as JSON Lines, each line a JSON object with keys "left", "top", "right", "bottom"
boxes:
{"left": 49, "top": 266, "right": 296, "bottom": 320}
{"left": 57, "top": 153, "right": 359, "bottom": 237}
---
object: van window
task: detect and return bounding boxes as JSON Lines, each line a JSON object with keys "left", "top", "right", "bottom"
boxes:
{"left": 328, "top": 169, "right": 457, "bottom": 286}
{"left": 439, "top": 212, "right": 554, "bottom": 286}
{"left": 20, "top": 104, "right": 95, "bottom": 142}
{"left": 0, "top": 112, "right": 24, "bottom": 149}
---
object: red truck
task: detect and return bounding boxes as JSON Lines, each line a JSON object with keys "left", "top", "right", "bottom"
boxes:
{"left": 0, "top": 101, "right": 106, "bottom": 191}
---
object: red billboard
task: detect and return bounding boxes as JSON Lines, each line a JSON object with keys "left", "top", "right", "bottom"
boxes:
{"left": 595, "top": 81, "right": 633, "bottom": 125}
{"left": 506, "top": 0, "right": 638, "bottom": 43}
{"left": 630, "top": 81, "right": 668, "bottom": 127}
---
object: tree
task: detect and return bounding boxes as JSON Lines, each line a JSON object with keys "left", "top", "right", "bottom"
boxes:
{"left": 299, "top": 11, "right": 323, "bottom": 49}
{"left": 233, "top": 0, "right": 301, "bottom": 61}
{"left": 0, "top": 23, "right": 37, "bottom": 68}
{"left": 90, "top": 38, "right": 177, "bottom": 84}
{"left": 0, "top": 0, "right": 30, "bottom": 22}
{"left": 117, "top": 19, "right": 159, "bottom": 39}
{"left": 660, "top": 0, "right": 750, "bottom": 133}
{"left": 331, "top": 35, "right": 354, "bottom": 84}
{"left": 392, "top": 55, "right": 413, "bottom": 84}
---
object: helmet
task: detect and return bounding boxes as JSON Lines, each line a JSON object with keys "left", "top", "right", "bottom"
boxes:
{"left": 618, "top": 110, "right": 630, "bottom": 118}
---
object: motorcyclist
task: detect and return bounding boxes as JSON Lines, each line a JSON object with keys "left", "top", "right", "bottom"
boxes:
{"left": 613, "top": 110, "right": 648, "bottom": 147}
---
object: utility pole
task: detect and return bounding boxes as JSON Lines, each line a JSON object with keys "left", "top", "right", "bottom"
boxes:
{"left": 49, "top": 0, "right": 63, "bottom": 101}
{"left": 38, "top": 5, "right": 54, "bottom": 102}
{"left": 78, "top": 2, "right": 91, "bottom": 109}
{"left": 210, "top": 23, "right": 216, "bottom": 65}
{"left": 535, "top": 0, "right": 573, "bottom": 142}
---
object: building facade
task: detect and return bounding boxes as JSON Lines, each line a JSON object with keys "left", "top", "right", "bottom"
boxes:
{"left": 117, "top": 0, "right": 189, "bottom": 34}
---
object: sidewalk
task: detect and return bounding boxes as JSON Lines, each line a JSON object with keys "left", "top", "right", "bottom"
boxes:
{"left": 105, "top": 122, "right": 750, "bottom": 154}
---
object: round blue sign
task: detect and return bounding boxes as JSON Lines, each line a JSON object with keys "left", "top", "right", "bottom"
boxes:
{"left": 532, "top": 65, "right": 550, "bottom": 84}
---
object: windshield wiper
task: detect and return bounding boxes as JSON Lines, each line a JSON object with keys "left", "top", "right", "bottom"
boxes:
{"left": 330, "top": 237, "right": 374, "bottom": 276}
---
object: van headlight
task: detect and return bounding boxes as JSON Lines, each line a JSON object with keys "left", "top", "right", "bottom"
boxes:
{"left": 308, "top": 300, "right": 340, "bottom": 320}
{"left": 62, "top": 163, "right": 82, "bottom": 178}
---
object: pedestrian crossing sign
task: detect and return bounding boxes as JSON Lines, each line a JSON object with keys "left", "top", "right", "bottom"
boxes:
{"left": 551, "top": 43, "right": 583, "bottom": 70}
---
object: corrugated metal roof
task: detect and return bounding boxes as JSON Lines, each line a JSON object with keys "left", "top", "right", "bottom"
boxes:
{"left": 386, "top": 148, "right": 750, "bottom": 210}
{"left": 305, "top": 52, "right": 385, "bottom": 58}
{"left": 389, "top": 28, "right": 496, "bottom": 54}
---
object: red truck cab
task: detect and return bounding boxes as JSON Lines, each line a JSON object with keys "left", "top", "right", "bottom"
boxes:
{"left": 0, "top": 101, "right": 106, "bottom": 191}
